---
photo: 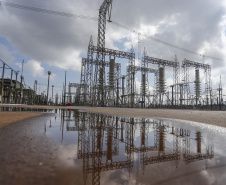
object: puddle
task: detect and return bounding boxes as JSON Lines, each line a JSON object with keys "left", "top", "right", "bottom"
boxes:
{"left": 43, "top": 109, "right": 226, "bottom": 185}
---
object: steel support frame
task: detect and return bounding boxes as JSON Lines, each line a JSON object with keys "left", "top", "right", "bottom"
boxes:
{"left": 1, "top": 63, "right": 5, "bottom": 104}
{"left": 143, "top": 55, "right": 179, "bottom": 106}
{"left": 141, "top": 50, "right": 149, "bottom": 108}
{"left": 182, "top": 59, "right": 211, "bottom": 106}
{"left": 93, "top": 0, "right": 113, "bottom": 108}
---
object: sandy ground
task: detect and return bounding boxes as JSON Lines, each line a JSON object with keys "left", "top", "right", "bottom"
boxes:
{"left": 0, "top": 111, "right": 43, "bottom": 128}
{"left": 0, "top": 104, "right": 226, "bottom": 127}
{"left": 83, "top": 107, "right": 226, "bottom": 127}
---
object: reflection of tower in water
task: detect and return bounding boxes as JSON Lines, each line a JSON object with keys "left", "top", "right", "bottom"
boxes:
{"left": 56, "top": 110, "right": 215, "bottom": 185}
{"left": 183, "top": 130, "right": 214, "bottom": 164}
{"left": 158, "top": 124, "right": 166, "bottom": 153}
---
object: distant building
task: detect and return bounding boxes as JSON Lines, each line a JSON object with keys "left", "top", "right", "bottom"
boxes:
{"left": 0, "top": 78, "right": 23, "bottom": 104}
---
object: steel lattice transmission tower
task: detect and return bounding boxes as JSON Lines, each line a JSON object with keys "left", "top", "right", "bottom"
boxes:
{"left": 93, "top": 0, "right": 113, "bottom": 107}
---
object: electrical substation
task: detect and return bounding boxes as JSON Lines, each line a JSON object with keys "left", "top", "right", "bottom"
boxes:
{"left": 75, "top": 0, "right": 222, "bottom": 109}
{"left": 0, "top": 0, "right": 224, "bottom": 109}
{"left": 1, "top": 2, "right": 226, "bottom": 184}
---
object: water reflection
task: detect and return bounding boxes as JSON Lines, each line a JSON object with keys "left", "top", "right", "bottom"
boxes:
{"left": 55, "top": 110, "right": 215, "bottom": 185}
{"left": 0, "top": 106, "right": 54, "bottom": 112}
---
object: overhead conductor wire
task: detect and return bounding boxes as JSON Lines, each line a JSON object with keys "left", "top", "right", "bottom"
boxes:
{"left": 0, "top": 1, "right": 224, "bottom": 61}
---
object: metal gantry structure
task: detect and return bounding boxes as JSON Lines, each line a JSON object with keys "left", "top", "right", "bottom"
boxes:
{"left": 72, "top": 0, "right": 219, "bottom": 109}
{"left": 93, "top": 0, "right": 113, "bottom": 107}
{"left": 0, "top": 0, "right": 223, "bottom": 108}
{"left": 181, "top": 59, "right": 211, "bottom": 107}
{"left": 0, "top": 59, "right": 27, "bottom": 104}
{"left": 142, "top": 53, "right": 180, "bottom": 106}
{"left": 0, "top": 59, "right": 49, "bottom": 105}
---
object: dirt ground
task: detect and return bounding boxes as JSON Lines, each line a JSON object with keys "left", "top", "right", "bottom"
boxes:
{"left": 0, "top": 105, "right": 226, "bottom": 128}
{"left": 80, "top": 107, "right": 226, "bottom": 127}
{"left": 0, "top": 114, "right": 68, "bottom": 185}
{"left": 0, "top": 111, "right": 43, "bottom": 128}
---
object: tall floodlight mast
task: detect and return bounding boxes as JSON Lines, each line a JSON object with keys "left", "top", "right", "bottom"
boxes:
{"left": 93, "top": 0, "right": 113, "bottom": 107}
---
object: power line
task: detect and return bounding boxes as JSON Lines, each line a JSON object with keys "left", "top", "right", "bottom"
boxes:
{"left": 110, "top": 21, "right": 224, "bottom": 61}
{"left": 1, "top": 1, "right": 224, "bottom": 62}
{"left": 0, "top": 1, "right": 98, "bottom": 21}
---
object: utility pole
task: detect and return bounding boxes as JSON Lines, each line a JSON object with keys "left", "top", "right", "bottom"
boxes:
{"left": 219, "top": 76, "right": 222, "bottom": 110}
{"left": 33, "top": 80, "right": 37, "bottom": 105}
{"left": 210, "top": 89, "right": 213, "bottom": 111}
{"left": 14, "top": 71, "right": 19, "bottom": 104}
{"left": 52, "top": 85, "right": 54, "bottom": 104}
{"left": 19, "top": 60, "right": 24, "bottom": 104}
{"left": 170, "top": 85, "right": 174, "bottom": 106}
{"left": 20, "top": 75, "right": 23, "bottom": 104}
{"left": 1, "top": 63, "right": 5, "bottom": 104}
{"left": 22, "top": 60, "right": 24, "bottom": 76}
{"left": 28, "top": 87, "right": 30, "bottom": 105}
{"left": 62, "top": 83, "right": 64, "bottom": 106}
{"left": 9, "top": 69, "right": 13, "bottom": 103}
{"left": 47, "top": 71, "right": 51, "bottom": 105}
{"left": 64, "top": 71, "right": 66, "bottom": 106}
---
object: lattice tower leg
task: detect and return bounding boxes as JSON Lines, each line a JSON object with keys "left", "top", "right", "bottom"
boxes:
{"left": 127, "top": 118, "right": 134, "bottom": 175}
{"left": 152, "top": 72, "right": 158, "bottom": 106}
{"left": 183, "top": 130, "right": 190, "bottom": 164}
{"left": 126, "top": 46, "right": 135, "bottom": 108}
{"left": 174, "top": 56, "right": 180, "bottom": 105}
{"left": 92, "top": 114, "right": 104, "bottom": 185}
{"left": 78, "top": 112, "right": 83, "bottom": 161}
{"left": 113, "top": 117, "right": 119, "bottom": 154}
{"left": 173, "top": 66, "right": 179, "bottom": 106}
{"left": 182, "top": 62, "right": 191, "bottom": 106}
{"left": 82, "top": 112, "right": 90, "bottom": 183}
{"left": 173, "top": 128, "right": 180, "bottom": 167}
{"left": 140, "top": 119, "right": 148, "bottom": 174}
{"left": 80, "top": 59, "right": 86, "bottom": 105}
{"left": 208, "top": 67, "right": 212, "bottom": 108}
{"left": 140, "top": 49, "right": 148, "bottom": 108}
{"left": 205, "top": 66, "right": 211, "bottom": 106}
{"left": 204, "top": 68, "right": 208, "bottom": 105}
{"left": 114, "top": 64, "right": 121, "bottom": 107}
{"left": 87, "top": 36, "right": 94, "bottom": 106}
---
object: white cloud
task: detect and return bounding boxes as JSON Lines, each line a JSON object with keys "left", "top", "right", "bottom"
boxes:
{"left": 0, "top": 1, "right": 95, "bottom": 71}
{"left": 0, "top": 0, "right": 226, "bottom": 90}
{"left": 57, "top": 144, "right": 78, "bottom": 168}
{"left": 24, "top": 60, "right": 45, "bottom": 78}
{"left": 52, "top": 49, "right": 82, "bottom": 71}
{"left": 135, "top": 77, "right": 141, "bottom": 94}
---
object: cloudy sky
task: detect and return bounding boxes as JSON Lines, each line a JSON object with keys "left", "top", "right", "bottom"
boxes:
{"left": 0, "top": 0, "right": 226, "bottom": 98}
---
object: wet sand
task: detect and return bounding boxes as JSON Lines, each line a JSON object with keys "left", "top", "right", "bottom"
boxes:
{"left": 0, "top": 114, "right": 64, "bottom": 185}
{"left": 0, "top": 111, "right": 92, "bottom": 185}
{"left": 1, "top": 105, "right": 226, "bottom": 127}
{"left": 0, "top": 111, "right": 44, "bottom": 128}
